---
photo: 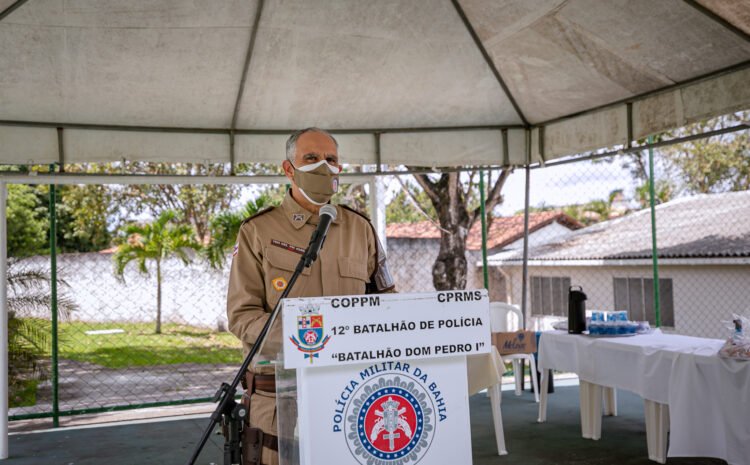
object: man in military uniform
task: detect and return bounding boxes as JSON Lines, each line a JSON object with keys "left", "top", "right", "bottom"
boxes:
{"left": 227, "top": 127, "right": 394, "bottom": 465}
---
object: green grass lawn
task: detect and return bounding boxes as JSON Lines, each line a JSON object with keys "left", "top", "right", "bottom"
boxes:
{"left": 59, "top": 322, "right": 244, "bottom": 369}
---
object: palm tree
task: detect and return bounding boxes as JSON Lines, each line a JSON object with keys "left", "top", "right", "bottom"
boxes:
{"left": 585, "top": 189, "right": 624, "bottom": 221}
{"left": 113, "top": 210, "right": 200, "bottom": 334}
{"left": 636, "top": 180, "right": 675, "bottom": 209}
{"left": 6, "top": 259, "right": 77, "bottom": 407}
{"left": 204, "top": 192, "right": 278, "bottom": 269}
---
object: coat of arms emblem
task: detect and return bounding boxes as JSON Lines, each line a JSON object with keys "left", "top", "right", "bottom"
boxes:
{"left": 289, "top": 304, "right": 331, "bottom": 363}
{"left": 351, "top": 383, "right": 427, "bottom": 462}
{"left": 370, "top": 397, "right": 413, "bottom": 451}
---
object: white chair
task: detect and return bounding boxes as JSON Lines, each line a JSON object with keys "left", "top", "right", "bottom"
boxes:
{"left": 488, "top": 351, "right": 508, "bottom": 456}
{"left": 490, "top": 302, "right": 539, "bottom": 403}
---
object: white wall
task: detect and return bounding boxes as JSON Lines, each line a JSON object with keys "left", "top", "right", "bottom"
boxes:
{"left": 386, "top": 239, "right": 506, "bottom": 299}
{"left": 13, "top": 253, "right": 229, "bottom": 329}
{"left": 385, "top": 221, "right": 572, "bottom": 295}
{"left": 386, "top": 238, "right": 440, "bottom": 293}
{"left": 501, "top": 263, "right": 750, "bottom": 339}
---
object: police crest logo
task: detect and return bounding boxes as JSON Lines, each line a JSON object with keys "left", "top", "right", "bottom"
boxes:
{"left": 289, "top": 304, "right": 331, "bottom": 363}
{"left": 344, "top": 375, "right": 435, "bottom": 464}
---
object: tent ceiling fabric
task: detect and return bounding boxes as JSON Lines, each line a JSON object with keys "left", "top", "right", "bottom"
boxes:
{"left": 0, "top": 0, "right": 253, "bottom": 127}
{"left": 461, "top": 0, "right": 750, "bottom": 123}
{"left": 236, "top": 0, "right": 518, "bottom": 129}
{"left": 0, "top": 0, "right": 749, "bottom": 168}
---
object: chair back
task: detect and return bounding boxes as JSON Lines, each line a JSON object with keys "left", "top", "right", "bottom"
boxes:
{"left": 489, "top": 302, "right": 523, "bottom": 332}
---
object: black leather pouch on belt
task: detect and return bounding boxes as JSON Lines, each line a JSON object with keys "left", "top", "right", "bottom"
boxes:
{"left": 242, "top": 426, "right": 262, "bottom": 465}
{"left": 242, "top": 426, "right": 279, "bottom": 465}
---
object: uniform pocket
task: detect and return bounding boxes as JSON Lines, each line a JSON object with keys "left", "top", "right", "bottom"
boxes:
{"left": 265, "top": 247, "right": 311, "bottom": 276}
{"left": 336, "top": 256, "right": 368, "bottom": 296}
{"left": 264, "top": 247, "right": 311, "bottom": 308}
{"left": 337, "top": 256, "right": 369, "bottom": 282}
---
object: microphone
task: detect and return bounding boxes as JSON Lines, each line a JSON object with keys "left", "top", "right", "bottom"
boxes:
{"left": 302, "top": 204, "right": 337, "bottom": 267}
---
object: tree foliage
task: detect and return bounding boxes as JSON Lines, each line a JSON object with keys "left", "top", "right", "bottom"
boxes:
{"left": 616, "top": 112, "right": 748, "bottom": 201}
{"left": 634, "top": 180, "right": 675, "bottom": 209}
{"left": 115, "top": 162, "right": 239, "bottom": 244}
{"left": 332, "top": 166, "right": 368, "bottom": 213}
{"left": 662, "top": 112, "right": 749, "bottom": 194}
{"left": 4, "top": 164, "right": 121, "bottom": 255}
{"left": 204, "top": 191, "right": 280, "bottom": 268}
{"left": 522, "top": 189, "right": 631, "bottom": 227}
{"left": 386, "top": 179, "right": 437, "bottom": 224}
{"left": 113, "top": 210, "right": 201, "bottom": 334}
{"left": 35, "top": 164, "right": 122, "bottom": 253}
{"left": 6, "top": 184, "right": 47, "bottom": 257}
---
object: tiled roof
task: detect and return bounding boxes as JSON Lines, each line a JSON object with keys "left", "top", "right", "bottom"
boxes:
{"left": 386, "top": 212, "right": 583, "bottom": 251}
{"left": 489, "top": 191, "right": 750, "bottom": 262}
{"left": 386, "top": 221, "right": 442, "bottom": 240}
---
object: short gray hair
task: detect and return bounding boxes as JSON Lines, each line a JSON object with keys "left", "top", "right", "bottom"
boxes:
{"left": 285, "top": 127, "right": 339, "bottom": 162}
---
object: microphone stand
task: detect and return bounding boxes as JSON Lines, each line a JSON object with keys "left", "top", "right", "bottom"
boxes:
{"left": 185, "top": 230, "right": 325, "bottom": 465}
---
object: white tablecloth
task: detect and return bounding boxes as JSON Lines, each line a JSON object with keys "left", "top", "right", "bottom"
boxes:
{"left": 538, "top": 330, "right": 750, "bottom": 465}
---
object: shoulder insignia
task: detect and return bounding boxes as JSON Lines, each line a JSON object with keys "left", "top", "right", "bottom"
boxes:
{"left": 241, "top": 206, "right": 276, "bottom": 226}
{"left": 340, "top": 204, "right": 371, "bottom": 222}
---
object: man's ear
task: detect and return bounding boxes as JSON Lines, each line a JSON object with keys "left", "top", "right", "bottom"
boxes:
{"left": 282, "top": 159, "right": 294, "bottom": 181}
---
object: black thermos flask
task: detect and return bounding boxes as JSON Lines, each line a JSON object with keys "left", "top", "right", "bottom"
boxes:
{"left": 568, "top": 286, "right": 587, "bottom": 334}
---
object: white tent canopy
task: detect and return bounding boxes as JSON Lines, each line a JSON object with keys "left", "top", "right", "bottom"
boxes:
{"left": 1, "top": 0, "right": 749, "bottom": 169}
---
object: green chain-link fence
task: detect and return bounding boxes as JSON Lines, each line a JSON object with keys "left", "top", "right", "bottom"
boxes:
{"left": 6, "top": 128, "right": 749, "bottom": 421}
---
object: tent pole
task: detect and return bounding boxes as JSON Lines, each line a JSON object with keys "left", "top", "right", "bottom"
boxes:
{"left": 48, "top": 171, "right": 59, "bottom": 427}
{"left": 520, "top": 130, "right": 531, "bottom": 328}
{"left": 647, "top": 137, "right": 661, "bottom": 327}
{"left": 1, "top": 182, "right": 8, "bottom": 459}
{"left": 479, "top": 170, "right": 489, "bottom": 290}
{"left": 0, "top": 0, "right": 28, "bottom": 21}
{"left": 520, "top": 165, "right": 530, "bottom": 328}
{"left": 370, "top": 134, "right": 387, "bottom": 248}
{"left": 368, "top": 176, "right": 387, "bottom": 250}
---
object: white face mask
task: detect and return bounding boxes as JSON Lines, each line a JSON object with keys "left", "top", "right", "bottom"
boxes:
{"left": 295, "top": 159, "right": 341, "bottom": 174}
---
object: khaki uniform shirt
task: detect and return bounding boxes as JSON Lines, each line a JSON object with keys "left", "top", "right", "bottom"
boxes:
{"left": 227, "top": 190, "right": 384, "bottom": 358}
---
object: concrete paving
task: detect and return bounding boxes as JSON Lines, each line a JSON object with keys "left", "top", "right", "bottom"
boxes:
{"left": 10, "top": 359, "right": 238, "bottom": 417}
{"left": 5, "top": 386, "right": 727, "bottom": 465}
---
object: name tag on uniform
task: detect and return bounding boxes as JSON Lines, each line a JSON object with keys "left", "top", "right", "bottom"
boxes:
{"left": 271, "top": 239, "right": 305, "bottom": 255}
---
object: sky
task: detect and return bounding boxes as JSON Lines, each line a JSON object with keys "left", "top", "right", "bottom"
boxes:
{"left": 498, "top": 158, "right": 639, "bottom": 215}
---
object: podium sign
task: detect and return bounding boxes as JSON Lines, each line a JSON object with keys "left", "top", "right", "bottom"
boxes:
{"left": 281, "top": 290, "right": 491, "bottom": 369}
{"left": 280, "top": 290, "right": 491, "bottom": 465}
{"left": 296, "top": 356, "right": 471, "bottom": 465}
